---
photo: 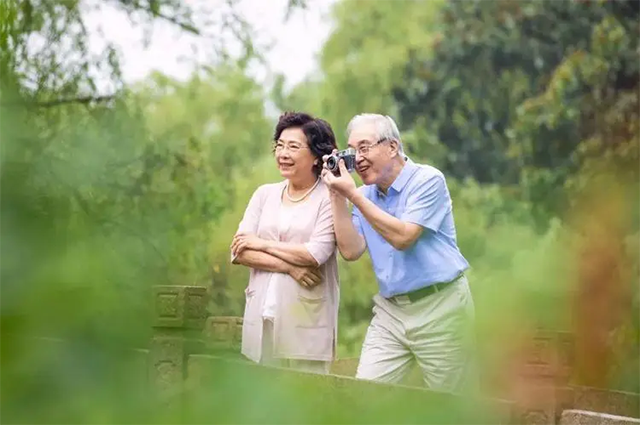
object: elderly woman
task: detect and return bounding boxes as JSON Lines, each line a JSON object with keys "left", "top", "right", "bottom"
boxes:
{"left": 230, "top": 112, "right": 340, "bottom": 374}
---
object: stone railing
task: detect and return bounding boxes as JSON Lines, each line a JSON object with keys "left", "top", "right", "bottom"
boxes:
{"left": 149, "top": 285, "right": 208, "bottom": 412}
{"left": 148, "top": 285, "right": 639, "bottom": 424}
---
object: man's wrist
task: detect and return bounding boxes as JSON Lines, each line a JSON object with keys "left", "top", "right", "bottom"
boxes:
{"left": 330, "top": 190, "right": 347, "bottom": 204}
{"left": 347, "top": 188, "right": 363, "bottom": 205}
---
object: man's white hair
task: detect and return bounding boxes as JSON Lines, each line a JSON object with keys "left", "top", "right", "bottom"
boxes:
{"left": 346, "top": 113, "right": 404, "bottom": 154}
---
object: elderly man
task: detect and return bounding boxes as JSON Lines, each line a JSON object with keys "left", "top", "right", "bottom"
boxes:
{"left": 321, "top": 113, "right": 476, "bottom": 392}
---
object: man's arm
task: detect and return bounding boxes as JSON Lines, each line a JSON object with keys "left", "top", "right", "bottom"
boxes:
{"left": 329, "top": 192, "right": 366, "bottom": 261}
{"left": 349, "top": 190, "right": 423, "bottom": 251}
{"left": 321, "top": 158, "right": 422, "bottom": 255}
{"left": 348, "top": 174, "right": 449, "bottom": 251}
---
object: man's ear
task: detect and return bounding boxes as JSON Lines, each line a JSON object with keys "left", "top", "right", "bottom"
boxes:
{"left": 389, "top": 139, "right": 400, "bottom": 157}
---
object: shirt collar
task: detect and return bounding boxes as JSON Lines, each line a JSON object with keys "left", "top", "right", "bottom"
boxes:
{"left": 375, "top": 156, "right": 418, "bottom": 196}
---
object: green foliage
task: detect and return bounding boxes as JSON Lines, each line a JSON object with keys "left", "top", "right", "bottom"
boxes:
{"left": 275, "top": 0, "right": 444, "bottom": 144}
{"left": 512, "top": 12, "right": 639, "bottom": 221}
{"left": 2, "top": 0, "right": 639, "bottom": 422}
{"left": 399, "top": 0, "right": 582, "bottom": 181}
{"left": 393, "top": 0, "right": 638, "bottom": 202}
{"left": 1, "top": 2, "right": 277, "bottom": 419}
{"left": 125, "top": 67, "right": 273, "bottom": 285}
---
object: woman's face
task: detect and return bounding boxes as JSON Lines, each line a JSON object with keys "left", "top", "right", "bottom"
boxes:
{"left": 275, "top": 127, "right": 317, "bottom": 182}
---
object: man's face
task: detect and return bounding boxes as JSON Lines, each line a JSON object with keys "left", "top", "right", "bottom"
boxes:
{"left": 347, "top": 124, "right": 393, "bottom": 186}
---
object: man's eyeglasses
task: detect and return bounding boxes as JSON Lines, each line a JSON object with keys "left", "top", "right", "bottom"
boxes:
{"left": 354, "top": 138, "right": 391, "bottom": 156}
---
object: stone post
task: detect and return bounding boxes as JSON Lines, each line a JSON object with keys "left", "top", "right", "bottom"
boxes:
{"left": 203, "top": 316, "right": 243, "bottom": 355}
{"left": 149, "top": 285, "right": 207, "bottom": 412}
{"left": 515, "top": 330, "right": 575, "bottom": 424}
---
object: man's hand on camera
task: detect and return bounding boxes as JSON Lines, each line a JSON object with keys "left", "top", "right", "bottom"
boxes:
{"left": 288, "top": 264, "right": 322, "bottom": 288}
{"left": 321, "top": 153, "right": 357, "bottom": 200}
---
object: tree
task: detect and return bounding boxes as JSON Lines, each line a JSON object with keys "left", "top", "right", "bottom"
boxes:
{"left": 512, "top": 8, "right": 639, "bottom": 220}
{"left": 275, "top": 0, "right": 444, "bottom": 144}
{"left": 393, "top": 0, "right": 638, "bottom": 204}
{"left": 1, "top": 0, "right": 293, "bottom": 405}
{"left": 1, "top": 1, "right": 304, "bottom": 421}
{"left": 122, "top": 68, "right": 272, "bottom": 285}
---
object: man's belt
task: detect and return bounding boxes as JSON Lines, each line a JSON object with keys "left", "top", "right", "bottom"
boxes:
{"left": 388, "top": 273, "right": 464, "bottom": 304}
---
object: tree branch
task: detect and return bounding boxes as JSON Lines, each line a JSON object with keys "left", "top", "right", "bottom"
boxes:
{"left": 113, "top": 0, "right": 200, "bottom": 35}
{"left": 3, "top": 95, "right": 117, "bottom": 108}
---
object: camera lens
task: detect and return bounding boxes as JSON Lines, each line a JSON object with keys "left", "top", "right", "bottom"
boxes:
{"left": 326, "top": 156, "right": 337, "bottom": 170}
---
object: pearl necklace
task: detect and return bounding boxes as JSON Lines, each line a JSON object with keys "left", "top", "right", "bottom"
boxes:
{"left": 285, "top": 178, "right": 320, "bottom": 203}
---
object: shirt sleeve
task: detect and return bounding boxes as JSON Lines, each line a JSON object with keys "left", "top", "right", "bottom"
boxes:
{"left": 304, "top": 198, "right": 337, "bottom": 266}
{"left": 237, "top": 186, "right": 265, "bottom": 234}
{"left": 401, "top": 174, "right": 450, "bottom": 232}
{"left": 232, "top": 186, "right": 265, "bottom": 261}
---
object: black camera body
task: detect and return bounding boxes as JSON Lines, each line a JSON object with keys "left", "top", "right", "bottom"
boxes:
{"left": 326, "top": 148, "right": 356, "bottom": 176}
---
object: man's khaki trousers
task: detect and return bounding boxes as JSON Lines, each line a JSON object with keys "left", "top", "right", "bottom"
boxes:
{"left": 356, "top": 276, "right": 477, "bottom": 393}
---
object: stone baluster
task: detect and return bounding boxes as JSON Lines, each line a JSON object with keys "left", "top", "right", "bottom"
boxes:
{"left": 203, "top": 316, "right": 243, "bottom": 355}
{"left": 149, "top": 285, "right": 207, "bottom": 413}
{"left": 515, "top": 330, "right": 575, "bottom": 424}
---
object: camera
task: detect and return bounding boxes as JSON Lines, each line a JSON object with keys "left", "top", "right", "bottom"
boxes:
{"left": 326, "top": 148, "right": 356, "bottom": 176}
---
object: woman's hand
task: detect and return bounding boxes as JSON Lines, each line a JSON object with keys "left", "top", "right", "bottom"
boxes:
{"left": 231, "top": 232, "right": 267, "bottom": 257}
{"left": 288, "top": 264, "right": 322, "bottom": 288}
{"left": 232, "top": 233, "right": 322, "bottom": 287}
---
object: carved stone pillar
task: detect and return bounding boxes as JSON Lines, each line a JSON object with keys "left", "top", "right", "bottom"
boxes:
{"left": 514, "top": 330, "right": 575, "bottom": 425}
{"left": 203, "top": 316, "right": 243, "bottom": 354}
{"left": 149, "top": 285, "right": 207, "bottom": 410}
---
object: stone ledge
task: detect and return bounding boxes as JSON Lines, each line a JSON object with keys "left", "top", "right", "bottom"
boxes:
{"left": 331, "top": 357, "right": 424, "bottom": 387}
{"left": 572, "top": 386, "right": 640, "bottom": 419}
{"left": 561, "top": 409, "right": 640, "bottom": 425}
{"left": 185, "top": 353, "right": 515, "bottom": 424}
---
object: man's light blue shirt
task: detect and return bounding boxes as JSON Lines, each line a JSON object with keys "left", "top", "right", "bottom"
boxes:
{"left": 352, "top": 158, "right": 469, "bottom": 298}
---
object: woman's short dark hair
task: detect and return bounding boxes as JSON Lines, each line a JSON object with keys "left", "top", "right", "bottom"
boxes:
{"left": 273, "top": 111, "right": 338, "bottom": 177}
